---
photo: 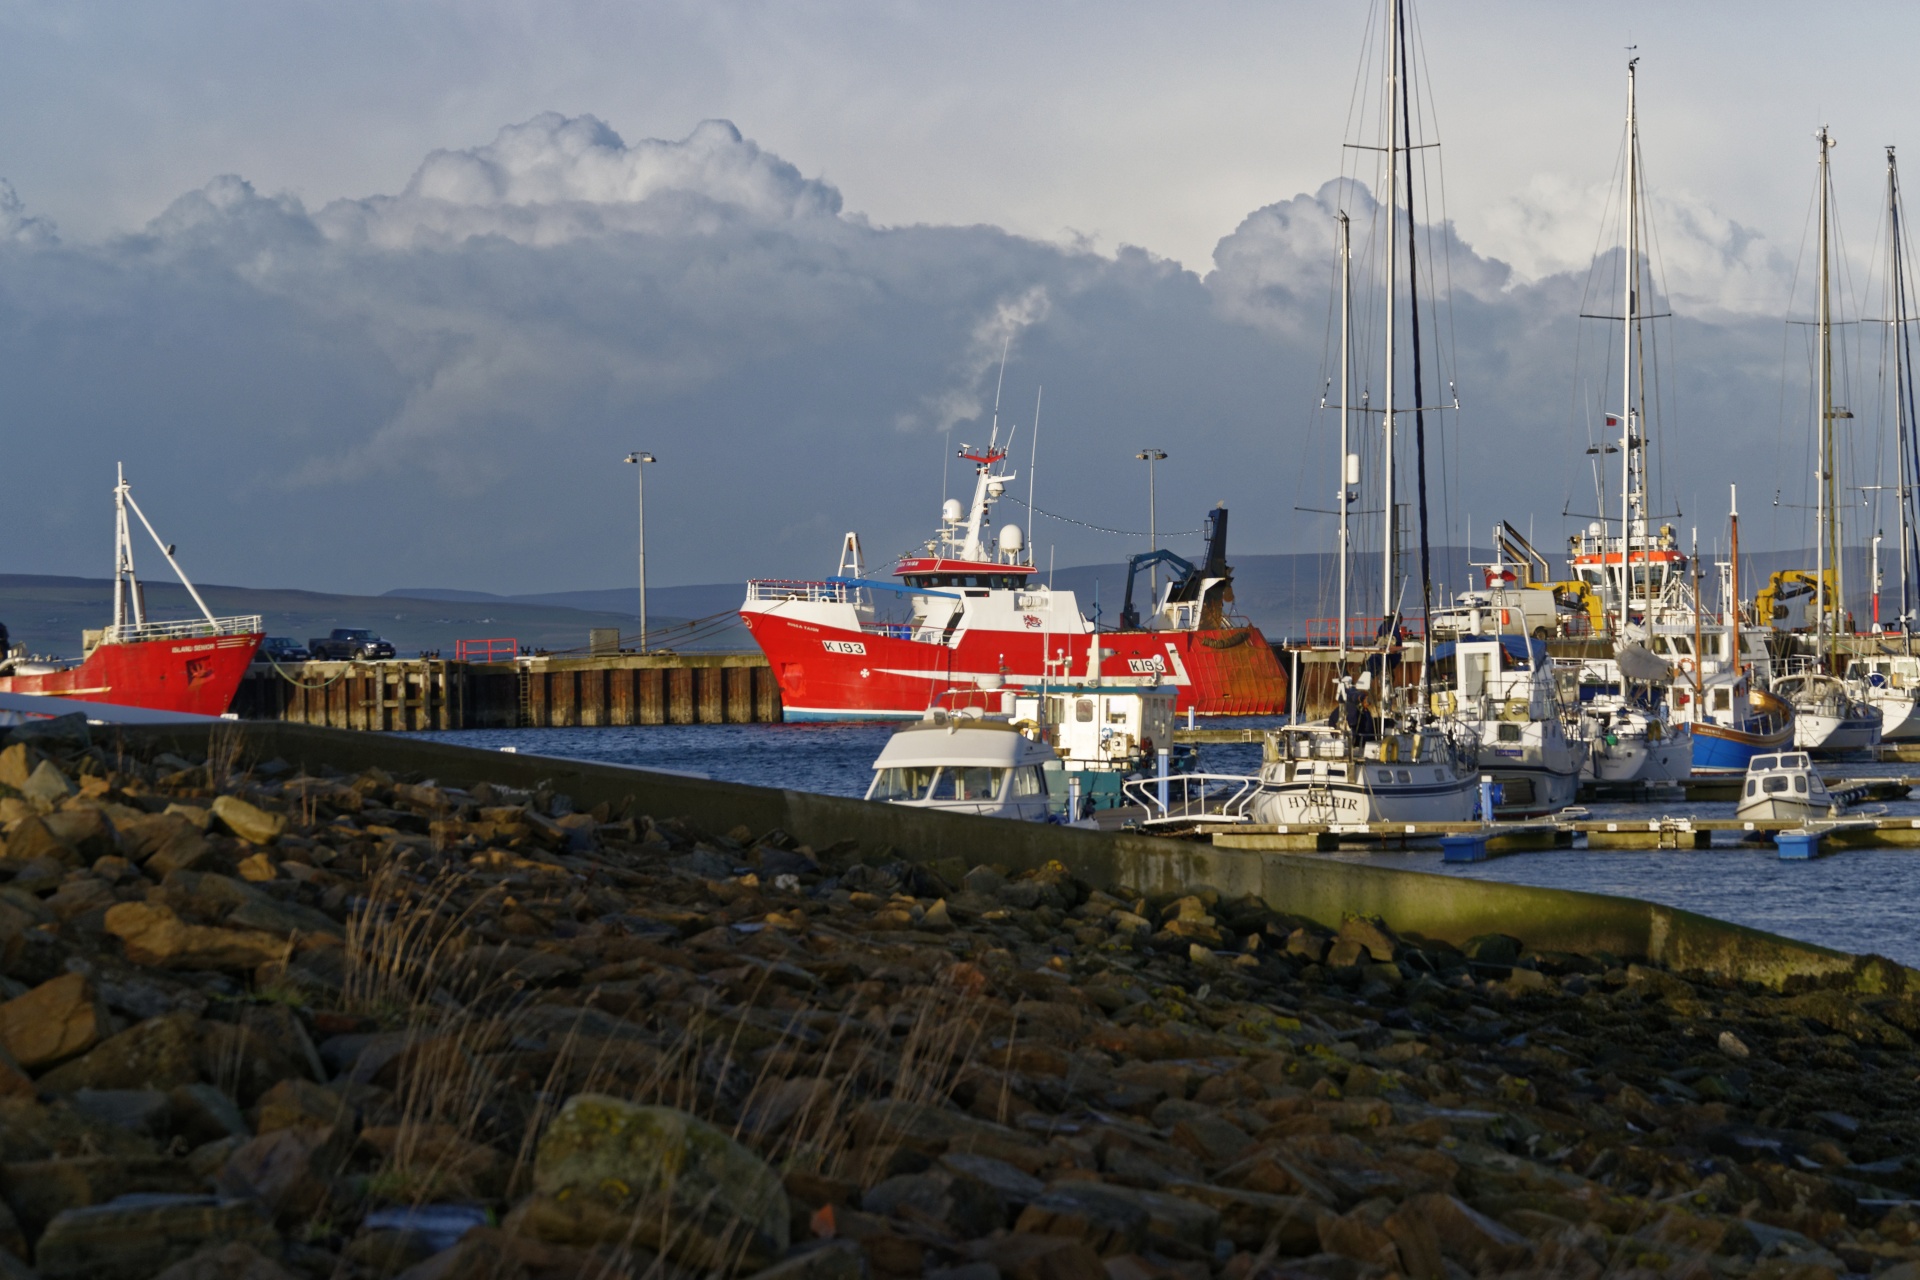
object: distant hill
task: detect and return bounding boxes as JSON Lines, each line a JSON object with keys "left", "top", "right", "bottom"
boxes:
{"left": 0, "top": 576, "right": 730, "bottom": 661}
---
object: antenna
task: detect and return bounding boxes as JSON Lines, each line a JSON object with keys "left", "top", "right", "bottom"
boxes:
{"left": 988, "top": 335, "right": 1010, "bottom": 450}
{"left": 1027, "top": 386, "right": 1043, "bottom": 566}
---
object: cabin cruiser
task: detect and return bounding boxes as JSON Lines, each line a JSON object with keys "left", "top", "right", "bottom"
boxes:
{"left": 1429, "top": 636, "right": 1586, "bottom": 817}
{"left": 1771, "top": 667, "right": 1882, "bottom": 754}
{"left": 865, "top": 709, "right": 1061, "bottom": 821}
{"left": 1734, "top": 752, "right": 1844, "bottom": 821}
{"left": 1843, "top": 654, "right": 1920, "bottom": 741}
{"left": 1249, "top": 671, "right": 1478, "bottom": 825}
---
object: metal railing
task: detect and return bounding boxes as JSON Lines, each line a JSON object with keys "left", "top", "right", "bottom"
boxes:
{"left": 745, "top": 579, "right": 849, "bottom": 604}
{"left": 1122, "top": 772, "right": 1262, "bottom": 826}
{"left": 100, "top": 614, "right": 262, "bottom": 645}
{"left": 455, "top": 638, "right": 520, "bottom": 663}
{"left": 1301, "top": 615, "right": 1427, "bottom": 646}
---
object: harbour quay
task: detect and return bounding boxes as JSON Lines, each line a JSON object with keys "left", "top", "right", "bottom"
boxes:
{"left": 230, "top": 649, "right": 782, "bottom": 731}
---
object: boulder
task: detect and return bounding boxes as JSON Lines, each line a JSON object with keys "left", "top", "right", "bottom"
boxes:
{"left": 211, "top": 797, "right": 287, "bottom": 847}
{"left": 20, "top": 760, "right": 76, "bottom": 806}
{"left": 103, "top": 903, "right": 289, "bottom": 971}
{"left": 42, "top": 808, "right": 119, "bottom": 861}
{"left": 150, "top": 1241, "right": 299, "bottom": 1280}
{"left": 524, "top": 1094, "right": 789, "bottom": 1271}
{"left": 34, "top": 1194, "right": 277, "bottom": 1280}
{"left": 119, "top": 815, "right": 214, "bottom": 876}
{"left": 215, "top": 1126, "right": 345, "bottom": 1224}
{"left": 2, "top": 816, "right": 78, "bottom": 867}
{"left": 0, "top": 745, "right": 39, "bottom": 792}
{"left": 37, "top": 1012, "right": 203, "bottom": 1095}
{"left": 0, "top": 972, "right": 106, "bottom": 1068}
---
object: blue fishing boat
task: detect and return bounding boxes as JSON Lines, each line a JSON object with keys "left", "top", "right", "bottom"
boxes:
{"left": 1679, "top": 672, "right": 1794, "bottom": 774}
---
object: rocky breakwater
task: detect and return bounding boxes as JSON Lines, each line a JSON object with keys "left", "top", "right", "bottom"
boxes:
{"left": 0, "top": 719, "right": 1910, "bottom": 1276}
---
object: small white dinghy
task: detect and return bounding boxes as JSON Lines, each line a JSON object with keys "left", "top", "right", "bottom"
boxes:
{"left": 864, "top": 708, "right": 1062, "bottom": 822}
{"left": 1734, "top": 752, "right": 1849, "bottom": 821}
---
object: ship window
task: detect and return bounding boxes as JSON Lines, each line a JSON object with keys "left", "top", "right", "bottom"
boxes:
{"left": 870, "top": 767, "right": 939, "bottom": 801}
{"left": 1746, "top": 779, "right": 1757, "bottom": 796}
{"left": 1075, "top": 698, "right": 1094, "bottom": 723}
{"left": 1713, "top": 689, "right": 1732, "bottom": 711}
{"left": 1672, "top": 637, "right": 1692, "bottom": 654}
{"left": 1396, "top": 770, "right": 1412, "bottom": 784}
{"left": 1794, "top": 775, "right": 1807, "bottom": 793}
{"left": 1497, "top": 723, "right": 1521, "bottom": 742}
{"left": 1652, "top": 637, "right": 1670, "bottom": 654}
{"left": 1012, "top": 766, "right": 1047, "bottom": 797}
{"left": 931, "top": 767, "right": 1005, "bottom": 801}
{"left": 1763, "top": 777, "right": 1788, "bottom": 794}
{"left": 1108, "top": 709, "right": 1128, "bottom": 725}
{"left": 1377, "top": 770, "right": 1392, "bottom": 782}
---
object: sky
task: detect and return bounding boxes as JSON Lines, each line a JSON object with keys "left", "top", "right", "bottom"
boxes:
{"left": 3, "top": 1, "right": 1920, "bottom": 603}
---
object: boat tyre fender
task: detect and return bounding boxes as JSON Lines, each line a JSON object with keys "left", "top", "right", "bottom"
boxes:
{"left": 1501, "top": 698, "right": 1530, "bottom": 722}
{"left": 1380, "top": 737, "right": 1399, "bottom": 763}
{"left": 1430, "top": 691, "right": 1456, "bottom": 717}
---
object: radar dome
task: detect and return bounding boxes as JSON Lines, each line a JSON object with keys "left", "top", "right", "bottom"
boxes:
{"left": 941, "top": 498, "right": 964, "bottom": 523}
{"left": 998, "top": 524, "right": 1025, "bottom": 554}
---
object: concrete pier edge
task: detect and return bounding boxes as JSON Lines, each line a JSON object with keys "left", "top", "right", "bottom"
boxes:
{"left": 102, "top": 720, "right": 1913, "bottom": 996}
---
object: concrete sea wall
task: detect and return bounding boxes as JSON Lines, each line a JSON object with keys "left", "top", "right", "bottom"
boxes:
{"left": 118, "top": 721, "right": 1907, "bottom": 994}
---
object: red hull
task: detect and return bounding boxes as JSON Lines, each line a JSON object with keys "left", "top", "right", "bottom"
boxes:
{"left": 740, "top": 612, "right": 1285, "bottom": 719}
{"left": 0, "top": 632, "right": 263, "bottom": 717}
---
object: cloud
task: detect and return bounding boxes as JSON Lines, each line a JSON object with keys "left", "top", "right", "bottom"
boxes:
{"left": 0, "top": 113, "right": 1860, "bottom": 610}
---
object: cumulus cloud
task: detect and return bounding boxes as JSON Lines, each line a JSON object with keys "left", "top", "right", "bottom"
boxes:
{"left": 0, "top": 113, "right": 1853, "bottom": 603}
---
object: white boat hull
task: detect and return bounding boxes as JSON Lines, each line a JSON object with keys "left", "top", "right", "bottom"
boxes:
{"left": 1250, "top": 771, "right": 1478, "bottom": 825}
{"left": 1791, "top": 708, "right": 1881, "bottom": 754}
{"left": 1869, "top": 690, "right": 1920, "bottom": 741}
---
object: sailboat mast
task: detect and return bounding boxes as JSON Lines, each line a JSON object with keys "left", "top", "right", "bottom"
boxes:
{"left": 1339, "top": 210, "right": 1352, "bottom": 661}
{"left": 1729, "top": 485, "right": 1743, "bottom": 675}
{"left": 1890, "top": 146, "right": 1916, "bottom": 636}
{"left": 1381, "top": 0, "right": 1399, "bottom": 643}
{"left": 1620, "top": 57, "right": 1639, "bottom": 636}
{"left": 1817, "top": 127, "right": 1834, "bottom": 663}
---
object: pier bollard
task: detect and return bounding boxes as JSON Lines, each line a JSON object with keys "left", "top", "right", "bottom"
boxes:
{"left": 1158, "top": 748, "right": 1170, "bottom": 815}
{"left": 1068, "top": 774, "right": 1082, "bottom": 823}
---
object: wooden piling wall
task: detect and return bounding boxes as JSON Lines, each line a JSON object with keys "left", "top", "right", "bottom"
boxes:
{"left": 229, "top": 651, "right": 781, "bottom": 731}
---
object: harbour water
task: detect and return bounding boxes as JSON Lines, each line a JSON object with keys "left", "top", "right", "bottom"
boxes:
{"left": 404, "top": 722, "right": 1920, "bottom": 967}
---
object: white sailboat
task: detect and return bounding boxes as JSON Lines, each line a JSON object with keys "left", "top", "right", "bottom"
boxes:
{"left": 1775, "top": 127, "right": 1883, "bottom": 755}
{"left": 1251, "top": 0, "right": 1476, "bottom": 826}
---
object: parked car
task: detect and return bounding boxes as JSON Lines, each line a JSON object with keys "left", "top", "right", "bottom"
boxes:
{"left": 307, "top": 628, "right": 396, "bottom": 661}
{"left": 255, "top": 637, "right": 310, "bottom": 664}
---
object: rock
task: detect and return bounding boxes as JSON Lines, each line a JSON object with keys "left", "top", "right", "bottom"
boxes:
{"left": 360, "top": 1124, "right": 505, "bottom": 1199}
{"left": 104, "top": 903, "right": 290, "bottom": 971}
{"left": 0, "top": 744, "right": 39, "bottom": 791}
{"left": 120, "top": 814, "right": 215, "bottom": 876}
{"left": 938, "top": 1152, "right": 1046, "bottom": 1206}
{"left": 211, "top": 796, "right": 287, "bottom": 846}
{"left": 69, "top": 1089, "right": 172, "bottom": 1135}
{"left": 2, "top": 816, "right": 78, "bottom": 867}
{"left": 150, "top": 1240, "right": 300, "bottom": 1280}
{"left": 1720, "top": 1030, "right": 1753, "bottom": 1060}
{"left": 1167, "top": 1183, "right": 1325, "bottom": 1254}
{"left": 37, "top": 1012, "right": 203, "bottom": 1094}
{"left": 966, "top": 1233, "right": 1107, "bottom": 1280}
{"left": 1168, "top": 1114, "right": 1255, "bottom": 1169}
{"left": 1464, "top": 934, "right": 1522, "bottom": 968}
{"left": 743, "top": 1239, "right": 868, "bottom": 1279}
{"left": 863, "top": 1170, "right": 1005, "bottom": 1236}
{"left": 161, "top": 871, "right": 342, "bottom": 939}
{"left": 524, "top": 1094, "right": 789, "bottom": 1270}
{"left": 20, "top": 760, "right": 76, "bottom": 805}
{"left": 1015, "top": 1184, "right": 1149, "bottom": 1257}
{"left": 169, "top": 1083, "right": 251, "bottom": 1146}
{"left": 1337, "top": 915, "right": 1400, "bottom": 961}
{"left": 42, "top": 808, "right": 119, "bottom": 860}
{"left": 253, "top": 1078, "right": 350, "bottom": 1135}
{"left": 34, "top": 1194, "right": 277, "bottom": 1280}
{"left": 1391, "top": 1193, "right": 1530, "bottom": 1272}
{"left": 0, "top": 972, "right": 106, "bottom": 1068}
{"left": 215, "top": 1126, "right": 345, "bottom": 1223}
{"left": 235, "top": 854, "right": 277, "bottom": 883}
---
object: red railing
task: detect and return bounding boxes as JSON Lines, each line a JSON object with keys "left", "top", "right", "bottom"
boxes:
{"left": 455, "top": 637, "right": 519, "bottom": 663}
{"left": 1301, "top": 616, "right": 1427, "bottom": 646}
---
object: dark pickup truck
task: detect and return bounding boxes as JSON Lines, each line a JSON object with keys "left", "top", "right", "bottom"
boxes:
{"left": 307, "top": 628, "right": 396, "bottom": 661}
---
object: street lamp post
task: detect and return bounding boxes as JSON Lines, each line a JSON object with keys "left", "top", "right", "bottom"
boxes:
{"left": 1136, "top": 449, "right": 1167, "bottom": 606}
{"left": 624, "top": 452, "right": 656, "bottom": 651}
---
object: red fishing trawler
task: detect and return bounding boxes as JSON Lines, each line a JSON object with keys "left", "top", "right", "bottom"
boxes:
{"left": 740, "top": 438, "right": 1285, "bottom": 720}
{"left": 0, "top": 467, "right": 262, "bottom": 716}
